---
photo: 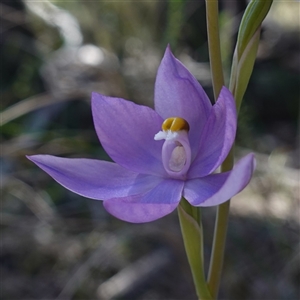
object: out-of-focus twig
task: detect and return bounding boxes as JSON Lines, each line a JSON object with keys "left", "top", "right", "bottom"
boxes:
{"left": 3, "top": 176, "right": 60, "bottom": 225}
{"left": 1, "top": 93, "right": 52, "bottom": 125}
{"left": 97, "top": 248, "right": 172, "bottom": 300}
{"left": 0, "top": 93, "right": 80, "bottom": 126}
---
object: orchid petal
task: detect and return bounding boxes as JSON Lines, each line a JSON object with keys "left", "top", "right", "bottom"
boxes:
{"left": 92, "top": 93, "right": 166, "bottom": 176}
{"left": 27, "top": 155, "right": 160, "bottom": 200}
{"left": 104, "top": 179, "right": 184, "bottom": 223}
{"left": 184, "top": 154, "right": 255, "bottom": 206}
{"left": 188, "top": 87, "right": 237, "bottom": 178}
{"left": 154, "top": 46, "right": 212, "bottom": 157}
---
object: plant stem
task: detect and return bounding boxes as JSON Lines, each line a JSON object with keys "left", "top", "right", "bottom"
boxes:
{"left": 205, "top": 0, "right": 233, "bottom": 298}
{"left": 205, "top": 0, "right": 224, "bottom": 100}
{"left": 207, "top": 151, "right": 234, "bottom": 299}
{"left": 178, "top": 199, "right": 213, "bottom": 300}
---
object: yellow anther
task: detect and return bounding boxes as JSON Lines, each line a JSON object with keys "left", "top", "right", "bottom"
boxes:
{"left": 162, "top": 117, "right": 190, "bottom": 132}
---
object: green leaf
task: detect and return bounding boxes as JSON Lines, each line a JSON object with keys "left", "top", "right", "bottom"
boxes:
{"left": 230, "top": 0, "right": 273, "bottom": 108}
{"left": 233, "top": 28, "right": 261, "bottom": 110}
{"left": 237, "top": 0, "right": 273, "bottom": 59}
{"left": 178, "top": 199, "right": 213, "bottom": 300}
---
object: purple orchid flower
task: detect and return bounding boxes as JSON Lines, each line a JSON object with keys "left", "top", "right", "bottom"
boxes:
{"left": 27, "top": 46, "right": 255, "bottom": 223}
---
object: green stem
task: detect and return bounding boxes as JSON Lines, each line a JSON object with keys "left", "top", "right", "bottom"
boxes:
{"left": 207, "top": 150, "right": 234, "bottom": 298}
{"left": 205, "top": 1, "right": 272, "bottom": 297}
{"left": 178, "top": 199, "right": 213, "bottom": 300}
{"left": 205, "top": 0, "right": 224, "bottom": 100}
{"left": 205, "top": 0, "right": 232, "bottom": 298}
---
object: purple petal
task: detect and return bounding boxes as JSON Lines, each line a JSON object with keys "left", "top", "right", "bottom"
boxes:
{"left": 184, "top": 154, "right": 255, "bottom": 206}
{"left": 27, "top": 155, "right": 161, "bottom": 200}
{"left": 188, "top": 87, "right": 237, "bottom": 178}
{"left": 104, "top": 179, "right": 184, "bottom": 223}
{"left": 92, "top": 93, "right": 166, "bottom": 176}
{"left": 154, "top": 46, "right": 212, "bottom": 157}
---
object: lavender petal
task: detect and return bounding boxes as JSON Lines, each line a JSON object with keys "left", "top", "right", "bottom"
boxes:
{"left": 92, "top": 93, "right": 166, "bottom": 176}
{"left": 184, "top": 154, "right": 255, "bottom": 206}
{"left": 104, "top": 179, "right": 184, "bottom": 223}
{"left": 188, "top": 87, "right": 237, "bottom": 178}
{"left": 154, "top": 46, "right": 212, "bottom": 158}
{"left": 27, "top": 155, "right": 161, "bottom": 200}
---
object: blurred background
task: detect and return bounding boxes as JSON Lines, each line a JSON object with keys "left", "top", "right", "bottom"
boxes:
{"left": 1, "top": 0, "right": 299, "bottom": 299}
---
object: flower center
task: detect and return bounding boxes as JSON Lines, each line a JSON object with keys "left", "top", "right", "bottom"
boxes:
{"left": 169, "top": 144, "right": 186, "bottom": 172}
{"left": 154, "top": 117, "right": 191, "bottom": 180}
